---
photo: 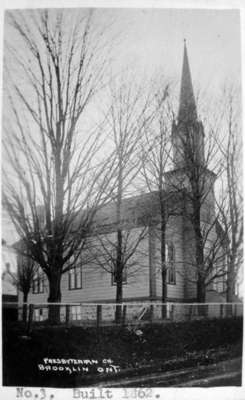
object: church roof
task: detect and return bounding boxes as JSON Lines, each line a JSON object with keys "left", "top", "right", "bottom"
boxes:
{"left": 90, "top": 190, "right": 182, "bottom": 234}
{"left": 178, "top": 40, "right": 197, "bottom": 124}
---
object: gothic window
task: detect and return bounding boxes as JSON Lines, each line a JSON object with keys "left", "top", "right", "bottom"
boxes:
{"left": 32, "top": 268, "right": 44, "bottom": 294}
{"left": 213, "top": 264, "right": 226, "bottom": 294}
{"left": 68, "top": 266, "right": 82, "bottom": 290}
{"left": 166, "top": 242, "right": 176, "bottom": 285}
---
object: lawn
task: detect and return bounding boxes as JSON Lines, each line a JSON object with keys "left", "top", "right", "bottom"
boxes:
{"left": 2, "top": 317, "right": 243, "bottom": 387}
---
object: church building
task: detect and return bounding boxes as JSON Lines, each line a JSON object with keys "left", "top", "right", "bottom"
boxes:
{"left": 18, "top": 43, "right": 227, "bottom": 321}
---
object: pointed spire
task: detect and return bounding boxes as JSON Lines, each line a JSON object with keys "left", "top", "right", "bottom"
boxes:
{"left": 178, "top": 40, "right": 197, "bottom": 124}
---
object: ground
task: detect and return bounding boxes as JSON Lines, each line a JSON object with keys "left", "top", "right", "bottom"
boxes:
{"left": 2, "top": 317, "right": 243, "bottom": 387}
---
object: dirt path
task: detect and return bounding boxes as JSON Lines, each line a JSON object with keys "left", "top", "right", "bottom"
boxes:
{"left": 95, "top": 357, "right": 242, "bottom": 387}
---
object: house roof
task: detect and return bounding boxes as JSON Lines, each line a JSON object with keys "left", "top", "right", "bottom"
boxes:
{"left": 2, "top": 276, "right": 17, "bottom": 296}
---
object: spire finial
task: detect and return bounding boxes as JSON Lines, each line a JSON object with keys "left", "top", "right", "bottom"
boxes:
{"left": 178, "top": 41, "right": 197, "bottom": 123}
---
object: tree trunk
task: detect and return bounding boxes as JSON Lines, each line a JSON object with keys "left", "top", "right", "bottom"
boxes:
{"left": 49, "top": 142, "right": 63, "bottom": 325}
{"left": 161, "top": 268, "right": 167, "bottom": 319}
{"left": 197, "top": 274, "right": 207, "bottom": 316}
{"left": 161, "top": 221, "right": 167, "bottom": 319}
{"left": 226, "top": 259, "right": 236, "bottom": 302}
{"left": 160, "top": 194, "right": 167, "bottom": 319}
{"left": 196, "top": 230, "right": 205, "bottom": 303}
{"left": 196, "top": 253, "right": 206, "bottom": 303}
{"left": 115, "top": 279, "right": 123, "bottom": 323}
{"left": 22, "top": 291, "right": 29, "bottom": 323}
{"left": 197, "top": 274, "right": 206, "bottom": 302}
{"left": 226, "top": 276, "right": 235, "bottom": 302}
{"left": 48, "top": 272, "right": 62, "bottom": 324}
{"left": 115, "top": 229, "right": 123, "bottom": 323}
{"left": 192, "top": 200, "right": 206, "bottom": 304}
{"left": 115, "top": 162, "right": 123, "bottom": 324}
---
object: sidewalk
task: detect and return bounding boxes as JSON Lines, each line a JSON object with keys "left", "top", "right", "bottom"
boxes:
{"left": 94, "top": 357, "right": 242, "bottom": 387}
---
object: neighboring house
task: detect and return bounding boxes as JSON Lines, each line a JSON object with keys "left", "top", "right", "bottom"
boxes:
{"left": 18, "top": 43, "right": 230, "bottom": 320}
{"left": 2, "top": 239, "right": 18, "bottom": 320}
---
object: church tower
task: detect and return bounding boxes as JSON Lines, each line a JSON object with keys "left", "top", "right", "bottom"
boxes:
{"left": 172, "top": 40, "right": 205, "bottom": 169}
{"left": 164, "top": 40, "right": 216, "bottom": 215}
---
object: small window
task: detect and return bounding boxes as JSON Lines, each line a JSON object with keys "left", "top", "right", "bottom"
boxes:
{"left": 71, "top": 305, "right": 82, "bottom": 320}
{"left": 68, "top": 266, "right": 82, "bottom": 290}
{"left": 34, "top": 308, "right": 44, "bottom": 321}
{"left": 32, "top": 269, "right": 44, "bottom": 294}
{"left": 166, "top": 243, "right": 176, "bottom": 285}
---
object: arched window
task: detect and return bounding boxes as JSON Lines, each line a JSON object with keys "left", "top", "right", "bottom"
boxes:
{"left": 68, "top": 265, "right": 82, "bottom": 290}
{"left": 32, "top": 267, "right": 44, "bottom": 294}
{"left": 166, "top": 242, "right": 176, "bottom": 285}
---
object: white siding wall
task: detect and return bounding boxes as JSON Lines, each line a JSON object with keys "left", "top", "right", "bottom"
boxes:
{"left": 26, "top": 227, "right": 150, "bottom": 305}
{"left": 26, "top": 280, "right": 49, "bottom": 304}
{"left": 155, "top": 216, "right": 185, "bottom": 300}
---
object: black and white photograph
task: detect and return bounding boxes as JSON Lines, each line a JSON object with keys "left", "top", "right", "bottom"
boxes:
{"left": 1, "top": 0, "right": 244, "bottom": 395}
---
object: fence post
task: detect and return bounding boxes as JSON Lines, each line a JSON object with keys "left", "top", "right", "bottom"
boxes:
{"left": 27, "top": 304, "right": 34, "bottom": 335}
{"left": 96, "top": 305, "right": 102, "bottom": 328}
{"left": 22, "top": 302, "right": 28, "bottom": 323}
{"left": 227, "top": 303, "right": 232, "bottom": 317}
{"left": 122, "top": 305, "right": 127, "bottom": 326}
{"left": 150, "top": 304, "right": 154, "bottom": 323}
{"left": 170, "top": 304, "right": 174, "bottom": 321}
{"left": 66, "top": 305, "right": 70, "bottom": 326}
{"left": 220, "top": 304, "right": 224, "bottom": 318}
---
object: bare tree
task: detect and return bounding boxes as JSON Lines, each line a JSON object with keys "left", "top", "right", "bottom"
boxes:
{"left": 170, "top": 85, "right": 243, "bottom": 303}
{"left": 140, "top": 85, "right": 178, "bottom": 317}
{"left": 89, "top": 223, "right": 148, "bottom": 320}
{"left": 89, "top": 79, "right": 155, "bottom": 322}
{"left": 141, "top": 81, "right": 241, "bottom": 305}
{"left": 139, "top": 46, "right": 241, "bottom": 305}
{"left": 158, "top": 43, "right": 226, "bottom": 303}
{"left": 180, "top": 88, "right": 243, "bottom": 302}
{"left": 215, "top": 89, "right": 243, "bottom": 301}
{"left": 2, "top": 9, "right": 114, "bottom": 322}
{"left": 15, "top": 250, "right": 39, "bottom": 322}
{"left": 181, "top": 206, "right": 228, "bottom": 301}
{"left": 171, "top": 117, "right": 224, "bottom": 302}
{"left": 2, "top": 239, "right": 38, "bottom": 322}
{"left": 140, "top": 80, "right": 224, "bottom": 308}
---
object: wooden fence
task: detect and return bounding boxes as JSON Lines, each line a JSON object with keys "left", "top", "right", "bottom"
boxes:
{"left": 4, "top": 301, "right": 242, "bottom": 331}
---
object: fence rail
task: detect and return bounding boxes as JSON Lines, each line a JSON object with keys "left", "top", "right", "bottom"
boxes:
{"left": 3, "top": 301, "right": 243, "bottom": 329}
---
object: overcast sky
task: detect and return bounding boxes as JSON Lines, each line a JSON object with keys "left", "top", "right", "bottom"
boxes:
{"left": 101, "top": 8, "right": 241, "bottom": 93}
{"left": 2, "top": 7, "right": 241, "bottom": 245}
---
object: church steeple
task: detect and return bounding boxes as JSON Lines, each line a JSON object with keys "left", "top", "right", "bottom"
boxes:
{"left": 171, "top": 41, "right": 205, "bottom": 168}
{"left": 178, "top": 40, "right": 197, "bottom": 124}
